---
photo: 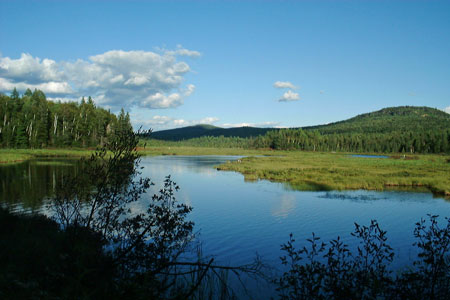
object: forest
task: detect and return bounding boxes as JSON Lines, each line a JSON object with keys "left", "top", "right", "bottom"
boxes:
{"left": 142, "top": 128, "right": 450, "bottom": 154}
{"left": 144, "top": 106, "right": 450, "bottom": 154}
{"left": 0, "top": 88, "right": 132, "bottom": 148}
{"left": 2, "top": 89, "right": 449, "bottom": 154}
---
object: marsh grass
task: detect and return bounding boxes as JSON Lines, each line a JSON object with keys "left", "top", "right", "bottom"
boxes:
{"left": 0, "top": 149, "right": 92, "bottom": 164}
{"left": 2, "top": 147, "right": 449, "bottom": 196}
{"left": 138, "top": 146, "right": 273, "bottom": 156}
{"left": 216, "top": 151, "right": 450, "bottom": 197}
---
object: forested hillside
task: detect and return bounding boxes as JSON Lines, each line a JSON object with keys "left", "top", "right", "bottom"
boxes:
{"left": 0, "top": 89, "right": 132, "bottom": 148}
{"left": 150, "top": 124, "right": 274, "bottom": 141}
{"left": 304, "top": 106, "right": 450, "bottom": 134}
{"left": 145, "top": 106, "right": 450, "bottom": 154}
{"left": 253, "top": 106, "right": 450, "bottom": 153}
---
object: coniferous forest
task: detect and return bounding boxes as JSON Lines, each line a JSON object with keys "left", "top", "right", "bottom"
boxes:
{"left": 2, "top": 88, "right": 450, "bottom": 154}
{"left": 146, "top": 106, "right": 450, "bottom": 154}
{"left": 0, "top": 88, "right": 132, "bottom": 148}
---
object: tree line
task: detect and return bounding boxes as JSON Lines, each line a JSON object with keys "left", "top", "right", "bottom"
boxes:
{"left": 251, "top": 128, "right": 450, "bottom": 153}
{"left": 144, "top": 106, "right": 450, "bottom": 154}
{"left": 142, "top": 128, "right": 450, "bottom": 154}
{"left": 0, "top": 88, "right": 132, "bottom": 148}
{"left": 1, "top": 128, "right": 449, "bottom": 299}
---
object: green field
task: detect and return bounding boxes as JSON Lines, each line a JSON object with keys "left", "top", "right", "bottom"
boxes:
{"left": 1, "top": 147, "right": 449, "bottom": 196}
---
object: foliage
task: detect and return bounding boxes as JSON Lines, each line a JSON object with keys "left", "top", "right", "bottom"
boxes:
{"left": 145, "top": 106, "right": 450, "bottom": 154}
{"left": 276, "top": 216, "right": 450, "bottom": 300}
{"left": 251, "top": 127, "right": 450, "bottom": 154}
{"left": 304, "top": 106, "right": 450, "bottom": 134}
{"left": 140, "top": 136, "right": 252, "bottom": 149}
{"left": 47, "top": 127, "right": 266, "bottom": 298}
{"left": 0, "top": 89, "right": 131, "bottom": 148}
{"left": 0, "top": 207, "right": 116, "bottom": 299}
{"left": 149, "top": 124, "right": 273, "bottom": 141}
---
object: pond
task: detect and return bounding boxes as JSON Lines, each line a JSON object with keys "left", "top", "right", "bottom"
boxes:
{"left": 1, "top": 155, "right": 450, "bottom": 297}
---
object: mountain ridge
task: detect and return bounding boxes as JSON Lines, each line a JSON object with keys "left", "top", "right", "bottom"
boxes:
{"left": 149, "top": 106, "right": 450, "bottom": 141}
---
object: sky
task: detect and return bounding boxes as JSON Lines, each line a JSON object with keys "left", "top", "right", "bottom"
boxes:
{"left": 1, "top": 0, "right": 449, "bottom": 131}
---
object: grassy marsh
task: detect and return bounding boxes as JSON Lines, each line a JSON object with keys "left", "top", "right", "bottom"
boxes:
{"left": 1, "top": 147, "right": 448, "bottom": 196}
{"left": 0, "top": 149, "right": 92, "bottom": 164}
{"left": 216, "top": 151, "right": 450, "bottom": 197}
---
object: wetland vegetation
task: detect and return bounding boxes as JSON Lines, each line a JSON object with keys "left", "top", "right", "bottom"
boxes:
{"left": 1, "top": 89, "right": 450, "bottom": 299}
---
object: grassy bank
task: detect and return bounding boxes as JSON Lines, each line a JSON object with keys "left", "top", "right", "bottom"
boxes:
{"left": 2, "top": 147, "right": 449, "bottom": 196}
{"left": 0, "top": 148, "right": 93, "bottom": 164}
{"left": 138, "top": 146, "right": 274, "bottom": 156}
{"left": 216, "top": 151, "right": 450, "bottom": 197}
{"left": 0, "top": 147, "right": 268, "bottom": 164}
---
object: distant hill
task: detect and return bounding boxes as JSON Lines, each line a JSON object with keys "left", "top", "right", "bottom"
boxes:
{"left": 150, "top": 124, "right": 275, "bottom": 141}
{"left": 303, "top": 106, "right": 450, "bottom": 135}
{"left": 148, "top": 106, "right": 450, "bottom": 141}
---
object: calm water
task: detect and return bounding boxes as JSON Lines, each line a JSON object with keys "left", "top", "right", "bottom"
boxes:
{"left": 1, "top": 155, "right": 450, "bottom": 297}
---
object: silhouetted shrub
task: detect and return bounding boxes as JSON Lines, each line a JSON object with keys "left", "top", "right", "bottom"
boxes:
{"left": 276, "top": 216, "right": 450, "bottom": 300}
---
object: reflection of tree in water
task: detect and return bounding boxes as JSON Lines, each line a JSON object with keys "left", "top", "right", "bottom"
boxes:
{"left": 0, "top": 159, "right": 80, "bottom": 210}
{"left": 142, "top": 155, "right": 240, "bottom": 177}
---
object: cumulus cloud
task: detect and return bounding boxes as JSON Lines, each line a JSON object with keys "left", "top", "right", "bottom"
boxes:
{"left": 443, "top": 106, "right": 450, "bottom": 114}
{"left": 273, "top": 81, "right": 301, "bottom": 102}
{"left": 0, "top": 53, "right": 62, "bottom": 83}
{"left": 0, "top": 77, "right": 73, "bottom": 95}
{"left": 278, "top": 90, "right": 300, "bottom": 102}
{"left": 133, "top": 115, "right": 219, "bottom": 131}
{"left": 0, "top": 47, "right": 199, "bottom": 110}
{"left": 273, "top": 81, "right": 297, "bottom": 89}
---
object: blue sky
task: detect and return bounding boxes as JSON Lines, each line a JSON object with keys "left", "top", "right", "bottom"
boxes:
{"left": 1, "top": 0, "right": 449, "bottom": 130}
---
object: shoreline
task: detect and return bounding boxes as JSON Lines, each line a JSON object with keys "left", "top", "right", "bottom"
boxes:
{"left": 1, "top": 147, "right": 449, "bottom": 196}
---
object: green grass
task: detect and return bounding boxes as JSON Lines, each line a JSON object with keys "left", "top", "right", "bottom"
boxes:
{"left": 137, "top": 146, "right": 273, "bottom": 156}
{"left": 0, "top": 148, "right": 92, "bottom": 164}
{"left": 216, "top": 151, "right": 450, "bottom": 197}
{"left": 2, "top": 147, "right": 449, "bottom": 196}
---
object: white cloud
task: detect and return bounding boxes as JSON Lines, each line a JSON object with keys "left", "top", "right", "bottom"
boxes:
{"left": 221, "top": 121, "right": 280, "bottom": 128}
{"left": 0, "top": 48, "right": 198, "bottom": 110}
{"left": 0, "top": 78, "right": 73, "bottom": 95}
{"left": 47, "top": 96, "right": 81, "bottom": 103}
{"left": 0, "top": 53, "right": 62, "bottom": 83}
{"left": 443, "top": 106, "right": 450, "bottom": 114}
{"left": 165, "top": 45, "right": 202, "bottom": 57}
{"left": 133, "top": 115, "right": 219, "bottom": 131}
{"left": 278, "top": 90, "right": 300, "bottom": 102}
{"left": 274, "top": 81, "right": 297, "bottom": 89}
{"left": 184, "top": 84, "right": 195, "bottom": 96}
{"left": 142, "top": 92, "right": 183, "bottom": 109}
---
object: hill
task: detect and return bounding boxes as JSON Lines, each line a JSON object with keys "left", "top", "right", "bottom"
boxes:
{"left": 148, "top": 106, "right": 449, "bottom": 141}
{"left": 303, "top": 106, "right": 450, "bottom": 135}
{"left": 150, "top": 124, "right": 275, "bottom": 141}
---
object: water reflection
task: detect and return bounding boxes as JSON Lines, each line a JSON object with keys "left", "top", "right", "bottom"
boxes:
{"left": 0, "top": 159, "right": 79, "bottom": 211}
{"left": 271, "top": 194, "right": 296, "bottom": 218}
{"left": 1, "top": 155, "right": 449, "bottom": 271}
